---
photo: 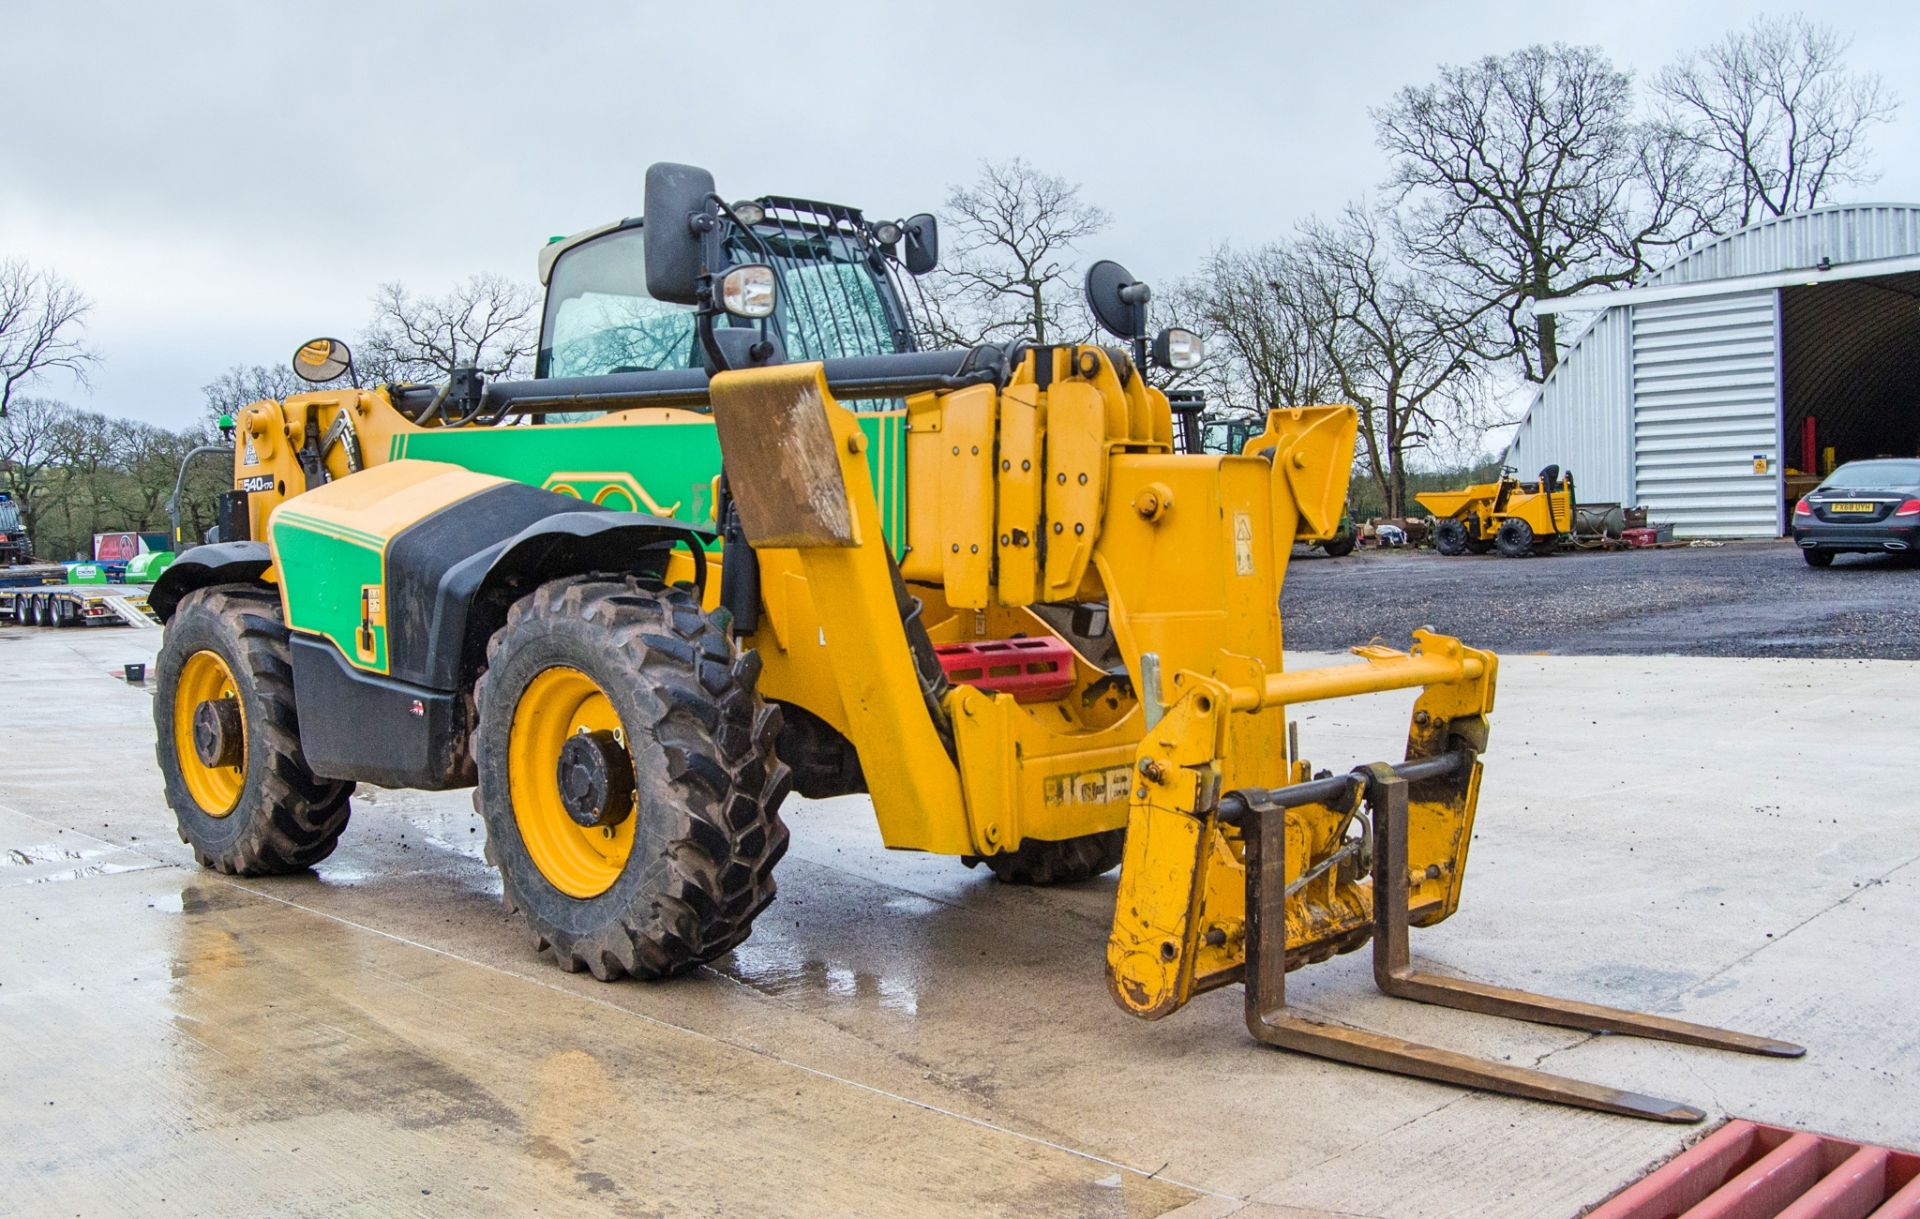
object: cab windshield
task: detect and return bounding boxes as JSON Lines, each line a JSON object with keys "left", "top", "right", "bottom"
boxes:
{"left": 539, "top": 215, "right": 910, "bottom": 382}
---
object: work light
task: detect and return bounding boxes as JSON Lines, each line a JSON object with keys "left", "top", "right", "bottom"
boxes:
{"left": 718, "top": 264, "right": 777, "bottom": 319}
{"left": 1153, "top": 327, "right": 1203, "bottom": 370}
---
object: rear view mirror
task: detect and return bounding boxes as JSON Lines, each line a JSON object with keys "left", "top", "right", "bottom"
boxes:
{"left": 292, "top": 337, "right": 352, "bottom": 383}
{"left": 903, "top": 213, "right": 939, "bottom": 276}
{"left": 643, "top": 162, "right": 717, "bottom": 306}
{"left": 1085, "top": 260, "right": 1150, "bottom": 341}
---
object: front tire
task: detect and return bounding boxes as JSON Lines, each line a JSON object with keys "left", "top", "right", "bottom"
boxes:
{"left": 154, "top": 586, "right": 354, "bottom": 874}
{"left": 474, "top": 576, "right": 791, "bottom": 981}
{"left": 1495, "top": 518, "right": 1536, "bottom": 558}
{"left": 1433, "top": 519, "right": 1470, "bottom": 556}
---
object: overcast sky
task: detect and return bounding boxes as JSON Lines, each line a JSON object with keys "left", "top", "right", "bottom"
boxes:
{"left": 4, "top": 0, "right": 1917, "bottom": 429}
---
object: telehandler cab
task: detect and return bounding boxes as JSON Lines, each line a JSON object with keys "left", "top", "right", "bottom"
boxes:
{"left": 151, "top": 163, "right": 1798, "bottom": 1122}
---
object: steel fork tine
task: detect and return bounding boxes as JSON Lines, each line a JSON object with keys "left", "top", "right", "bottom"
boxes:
{"left": 1366, "top": 769, "right": 1804, "bottom": 1059}
{"left": 1241, "top": 770, "right": 1797, "bottom": 1122}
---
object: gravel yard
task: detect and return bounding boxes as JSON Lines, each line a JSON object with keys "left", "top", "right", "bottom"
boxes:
{"left": 1282, "top": 538, "right": 1920, "bottom": 658}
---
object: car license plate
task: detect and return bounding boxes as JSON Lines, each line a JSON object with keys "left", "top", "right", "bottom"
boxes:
{"left": 1829, "top": 501, "right": 1876, "bottom": 513}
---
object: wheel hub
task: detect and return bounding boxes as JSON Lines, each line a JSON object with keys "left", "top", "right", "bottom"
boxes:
{"left": 557, "top": 730, "right": 636, "bottom": 829}
{"left": 191, "top": 698, "right": 244, "bottom": 769}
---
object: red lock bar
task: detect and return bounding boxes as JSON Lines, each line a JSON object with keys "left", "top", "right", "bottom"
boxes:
{"left": 934, "top": 637, "right": 1077, "bottom": 703}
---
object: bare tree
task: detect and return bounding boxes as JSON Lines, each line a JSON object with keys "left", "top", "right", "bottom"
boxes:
{"left": 1, "top": 260, "right": 97, "bottom": 418}
{"left": 1657, "top": 15, "right": 1899, "bottom": 229}
{"left": 911, "top": 159, "right": 1109, "bottom": 348}
{"left": 1177, "top": 245, "right": 1343, "bottom": 426}
{"left": 202, "top": 362, "right": 310, "bottom": 432}
{"left": 1375, "top": 44, "right": 1716, "bottom": 381}
{"left": 45, "top": 408, "right": 122, "bottom": 546}
{"left": 359, "top": 273, "right": 539, "bottom": 385}
{"left": 1296, "top": 206, "right": 1489, "bottom": 518}
{"left": 0, "top": 396, "right": 72, "bottom": 540}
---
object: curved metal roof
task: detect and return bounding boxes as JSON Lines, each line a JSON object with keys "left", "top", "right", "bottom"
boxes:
{"left": 1643, "top": 203, "right": 1920, "bottom": 286}
{"left": 1509, "top": 202, "right": 1920, "bottom": 479}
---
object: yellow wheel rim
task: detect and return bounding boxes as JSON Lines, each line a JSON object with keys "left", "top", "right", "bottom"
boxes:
{"left": 509, "top": 666, "right": 636, "bottom": 898}
{"left": 174, "top": 649, "right": 245, "bottom": 817}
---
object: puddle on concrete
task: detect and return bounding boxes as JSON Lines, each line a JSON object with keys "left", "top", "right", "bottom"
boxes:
{"left": 717, "top": 939, "right": 922, "bottom": 1015}
{"left": 0, "top": 839, "right": 160, "bottom": 886}
{"left": 4, "top": 843, "right": 94, "bottom": 866}
{"left": 19, "top": 860, "right": 155, "bottom": 884}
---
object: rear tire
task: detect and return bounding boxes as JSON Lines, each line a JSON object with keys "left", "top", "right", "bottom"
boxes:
{"left": 1433, "top": 519, "right": 1470, "bottom": 556}
{"left": 474, "top": 576, "right": 791, "bottom": 981}
{"left": 155, "top": 586, "right": 354, "bottom": 874}
{"left": 1495, "top": 518, "right": 1536, "bottom": 558}
{"left": 1803, "top": 549, "right": 1835, "bottom": 567}
{"left": 980, "top": 829, "right": 1125, "bottom": 885}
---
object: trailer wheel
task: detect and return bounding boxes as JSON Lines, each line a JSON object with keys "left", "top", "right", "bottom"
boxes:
{"left": 1495, "top": 518, "right": 1536, "bottom": 558}
{"left": 154, "top": 585, "right": 354, "bottom": 873}
{"left": 33, "top": 595, "right": 51, "bottom": 627}
{"left": 1433, "top": 519, "right": 1470, "bottom": 556}
{"left": 473, "top": 576, "right": 791, "bottom": 981}
{"left": 978, "top": 829, "right": 1126, "bottom": 885}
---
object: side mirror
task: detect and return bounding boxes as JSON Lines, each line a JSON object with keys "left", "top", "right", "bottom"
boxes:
{"left": 1085, "top": 260, "right": 1150, "bottom": 341}
{"left": 292, "top": 337, "right": 352, "bottom": 383}
{"left": 903, "top": 213, "right": 939, "bottom": 276}
{"left": 643, "top": 162, "right": 718, "bottom": 306}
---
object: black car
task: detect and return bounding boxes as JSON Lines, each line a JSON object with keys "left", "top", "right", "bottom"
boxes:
{"left": 1791, "top": 459, "right": 1920, "bottom": 566}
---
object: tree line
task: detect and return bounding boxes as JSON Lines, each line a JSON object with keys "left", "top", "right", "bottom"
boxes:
{"left": 2, "top": 13, "right": 1896, "bottom": 553}
{"left": 2, "top": 268, "right": 541, "bottom": 560}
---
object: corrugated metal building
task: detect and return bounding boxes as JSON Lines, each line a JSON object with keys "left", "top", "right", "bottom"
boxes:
{"left": 1506, "top": 204, "right": 1920, "bottom": 537}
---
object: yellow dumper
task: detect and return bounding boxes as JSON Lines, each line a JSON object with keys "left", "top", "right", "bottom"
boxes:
{"left": 1418, "top": 465, "right": 1576, "bottom": 557}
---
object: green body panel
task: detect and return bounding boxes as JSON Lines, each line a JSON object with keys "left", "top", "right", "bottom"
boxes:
{"left": 388, "top": 413, "right": 909, "bottom": 555}
{"left": 271, "top": 509, "right": 389, "bottom": 674}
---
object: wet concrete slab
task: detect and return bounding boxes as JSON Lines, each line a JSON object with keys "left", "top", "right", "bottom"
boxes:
{"left": 0, "top": 624, "right": 1915, "bottom": 1217}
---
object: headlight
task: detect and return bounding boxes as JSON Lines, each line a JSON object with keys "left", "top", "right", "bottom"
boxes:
{"left": 730, "top": 200, "right": 766, "bottom": 226}
{"left": 1152, "top": 326, "right": 1203, "bottom": 370}
{"left": 718, "top": 263, "right": 777, "bottom": 319}
{"left": 872, "top": 220, "right": 903, "bottom": 246}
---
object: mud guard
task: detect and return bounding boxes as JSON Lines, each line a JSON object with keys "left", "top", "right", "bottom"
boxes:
{"left": 148, "top": 541, "right": 273, "bottom": 622}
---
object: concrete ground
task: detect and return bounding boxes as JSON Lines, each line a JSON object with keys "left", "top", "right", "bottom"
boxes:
{"left": 1, "top": 622, "right": 1916, "bottom": 1219}
{"left": 1283, "top": 538, "right": 1920, "bottom": 658}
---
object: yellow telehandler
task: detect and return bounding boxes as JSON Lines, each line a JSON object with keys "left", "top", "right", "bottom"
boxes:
{"left": 148, "top": 164, "right": 1796, "bottom": 1122}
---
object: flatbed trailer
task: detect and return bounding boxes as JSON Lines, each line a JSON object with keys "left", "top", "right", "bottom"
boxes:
{"left": 0, "top": 583, "right": 158, "bottom": 629}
